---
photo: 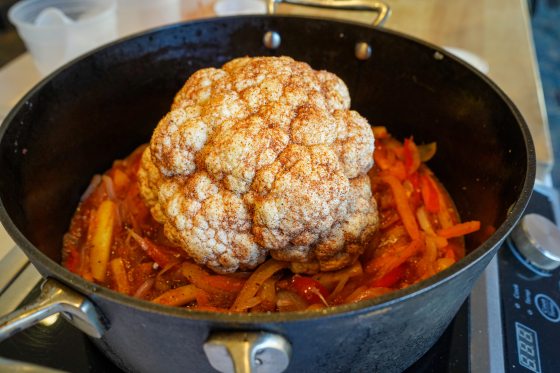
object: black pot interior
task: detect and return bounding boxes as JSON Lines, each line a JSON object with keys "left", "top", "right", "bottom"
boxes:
{"left": 0, "top": 16, "right": 532, "bottom": 272}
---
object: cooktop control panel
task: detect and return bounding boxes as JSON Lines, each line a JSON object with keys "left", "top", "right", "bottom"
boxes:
{"left": 499, "top": 185, "right": 560, "bottom": 373}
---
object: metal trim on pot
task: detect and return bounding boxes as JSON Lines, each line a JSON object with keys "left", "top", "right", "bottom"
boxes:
{"left": 265, "top": 0, "right": 391, "bottom": 27}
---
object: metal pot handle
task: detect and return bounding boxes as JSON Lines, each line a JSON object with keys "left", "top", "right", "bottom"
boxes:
{"left": 266, "top": 0, "right": 391, "bottom": 27}
{"left": 0, "top": 278, "right": 107, "bottom": 342}
{"left": 204, "top": 331, "right": 292, "bottom": 373}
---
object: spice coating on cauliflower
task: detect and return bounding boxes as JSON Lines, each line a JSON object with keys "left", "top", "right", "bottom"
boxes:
{"left": 138, "top": 56, "right": 378, "bottom": 273}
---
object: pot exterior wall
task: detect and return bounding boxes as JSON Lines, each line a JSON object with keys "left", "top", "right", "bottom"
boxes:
{"left": 84, "top": 247, "right": 496, "bottom": 373}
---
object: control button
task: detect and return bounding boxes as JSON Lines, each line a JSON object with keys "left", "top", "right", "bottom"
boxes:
{"left": 534, "top": 293, "right": 560, "bottom": 323}
{"left": 511, "top": 214, "right": 560, "bottom": 271}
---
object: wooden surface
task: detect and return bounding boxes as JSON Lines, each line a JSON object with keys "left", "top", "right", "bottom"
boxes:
{"left": 388, "top": 0, "right": 551, "bottom": 180}
{"left": 267, "top": 0, "right": 551, "bottom": 180}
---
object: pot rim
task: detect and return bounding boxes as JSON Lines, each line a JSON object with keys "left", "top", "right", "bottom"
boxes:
{"left": 0, "top": 14, "right": 536, "bottom": 324}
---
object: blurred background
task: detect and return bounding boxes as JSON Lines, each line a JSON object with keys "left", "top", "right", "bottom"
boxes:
{"left": 0, "top": 0, "right": 558, "bottom": 187}
{"left": 531, "top": 0, "right": 560, "bottom": 188}
{"left": 0, "top": 0, "right": 25, "bottom": 66}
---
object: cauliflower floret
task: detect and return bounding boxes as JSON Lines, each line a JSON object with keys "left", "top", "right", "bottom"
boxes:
{"left": 137, "top": 148, "right": 166, "bottom": 222}
{"left": 250, "top": 145, "right": 350, "bottom": 250}
{"left": 333, "top": 110, "right": 375, "bottom": 178}
{"left": 201, "top": 116, "right": 290, "bottom": 194}
{"left": 159, "top": 172, "right": 265, "bottom": 273}
{"left": 274, "top": 175, "right": 378, "bottom": 273}
{"left": 139, "top": 56, "right": 378, "bottom": 273}
{"left": 313, "top": 175, "right": 379, "bottom": 271}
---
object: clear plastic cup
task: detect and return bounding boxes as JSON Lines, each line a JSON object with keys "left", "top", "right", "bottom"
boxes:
{"left": 8, "top": 0, "right": 117, "bottom": 76}
{"left": 116, "top": 0, "right": 181, "bottom": 37}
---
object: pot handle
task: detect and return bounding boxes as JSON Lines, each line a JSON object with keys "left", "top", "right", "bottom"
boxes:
{"left": 0, "top": 278, "right": 107, "bottom": 342}
{"left": 266, "top": 0, "right": 391, "bottom": 27}
{"left": 204, "top": 331, "right": 292, "bottom": 373}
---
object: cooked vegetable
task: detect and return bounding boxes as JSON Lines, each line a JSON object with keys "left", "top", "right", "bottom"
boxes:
{"left": 290, "top": 276, "right": 329, "bottom": 305}
{"left": 417, "top": 142, "right": 437, "bottom": 162}
{"left": 231, "top": 259, "right": 289, "bottom": 312}
{"left": 112, "top": 169, "right": 130, "bottom": 197}
{"left": 110, "top": 258, "right": 130, "bottom": 294}
{"left": 63, "top": 117, "right": 481, "bottom": 312}
{"left": 137, "top": 57, "right": 379, "bottom": 274}
{"left": 403, "top": 138, "right": 421, "bottom": 175}
{"left": 365, "top": 239, "right": 423, "bottom": 279}
{"left": 181, "top": 261, "right": 246, "bottom": 294}
{"left": 345, "top": 286, "right": 392, "bottom": 303}
{"left": 312, "top": 261, "right": 362, "bottom": 291}
{"left": 437, "top": 221, "right": 481, "bottom": 239}
{"left": 60, "top": 127, "right": 482, "bottom": 312}
{"left": 89, "top": 199, "right": 117, "bottom": 281}
{"left": 380, "top": 175, "right": 421, "bottom": 240}
{"left": 63, "top": 57, "right": 482, "bottom": 313}
{"left": 152, "top": 285, "right": 198, "bottom": 307}
{"left": 277, "top": 290, "right": 308, "bottom": 312}
{"left": 369, "top": 265, "right": 405, "bottom": 288}
{"left": 420, "top": 174, "right": 440, "bottom": 213}
{"left": 129, "top": 230, "right": 178, "bottom": 268}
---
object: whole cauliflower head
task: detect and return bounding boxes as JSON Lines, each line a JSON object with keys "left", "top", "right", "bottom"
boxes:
{"left": 138, "top": 56, "right": 378, "bottom": 274}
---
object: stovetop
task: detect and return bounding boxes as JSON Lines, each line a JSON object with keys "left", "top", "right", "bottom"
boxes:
{"left": 497, "top": 186, "right": 560, "bottom": 373}
{"left": 0, "top": 184, "right": 558, "bottom": 373}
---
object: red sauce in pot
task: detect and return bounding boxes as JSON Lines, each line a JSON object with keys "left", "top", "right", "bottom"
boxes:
{"left": 62, "top": 128, "right": 478, "bottom": 312}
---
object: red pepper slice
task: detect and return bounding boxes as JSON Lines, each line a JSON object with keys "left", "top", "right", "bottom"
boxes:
{"left": 408, "top": 172, "right": 420, "bottom": 190}
{"left": 403, "top": 138, "right": 421, "bottom": 175}
{"left": 65, "top": 248, "right": 81, "bottom": 273}
{"left": 129, "top": 230, "right": 178, "bottom": 268}
{"left": 291, "top": 275, "right": 330, "bottom": 304}
{"left": 370, "top": 264, "right": 405, "bottom": 288}
{"left": 373, "top": 145, "right": 393, "bottom": 170}
{"left": 420, "top": 174, "right": 440, "bottom": 213}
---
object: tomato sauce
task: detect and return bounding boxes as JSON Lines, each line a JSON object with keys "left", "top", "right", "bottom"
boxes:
{"left": 62, "top": 130, "right": 477, "bottom": 312}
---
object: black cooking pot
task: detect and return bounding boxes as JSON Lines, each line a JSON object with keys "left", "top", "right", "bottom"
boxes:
{"left": 0, "top": 10, "right": 534, "bottom": 373}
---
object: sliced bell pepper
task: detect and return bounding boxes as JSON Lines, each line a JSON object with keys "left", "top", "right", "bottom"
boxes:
{"left": 129, "top": 230, "right": 178, "bottom": 268}
{"left": 437, "top": 220, "right": 481, "bottom": 239}
{"left": 369, "top": 264, "right": 405, "bottom": 288}
{"left": 403, "top": 138, "right": 421, "bottom": 175}
{"left": 291, "top": 275, "right": 330, "bottom": 304}
{"left": 420, "top": 174, "right": 440, "bottom": 213}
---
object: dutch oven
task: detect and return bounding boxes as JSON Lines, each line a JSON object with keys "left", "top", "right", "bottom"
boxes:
{"left": 0, "top": 1, "right": 535, "bottom": 372}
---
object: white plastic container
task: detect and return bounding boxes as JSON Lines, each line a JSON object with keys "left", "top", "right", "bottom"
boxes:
{"left": 8, "top": 0, "right": 117, "bottom": 76}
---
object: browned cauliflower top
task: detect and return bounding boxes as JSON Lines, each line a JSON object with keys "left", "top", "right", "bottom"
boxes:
{"left": 138, "top": 56, "right": 378, "bottom": 273}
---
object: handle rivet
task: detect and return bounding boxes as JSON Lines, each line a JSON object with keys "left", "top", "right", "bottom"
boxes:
{"left": 264, "top": 31, "right": 281, "bottom": 49}
{"left": 355, "top": 42, "right": 372, "bottom": 60}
